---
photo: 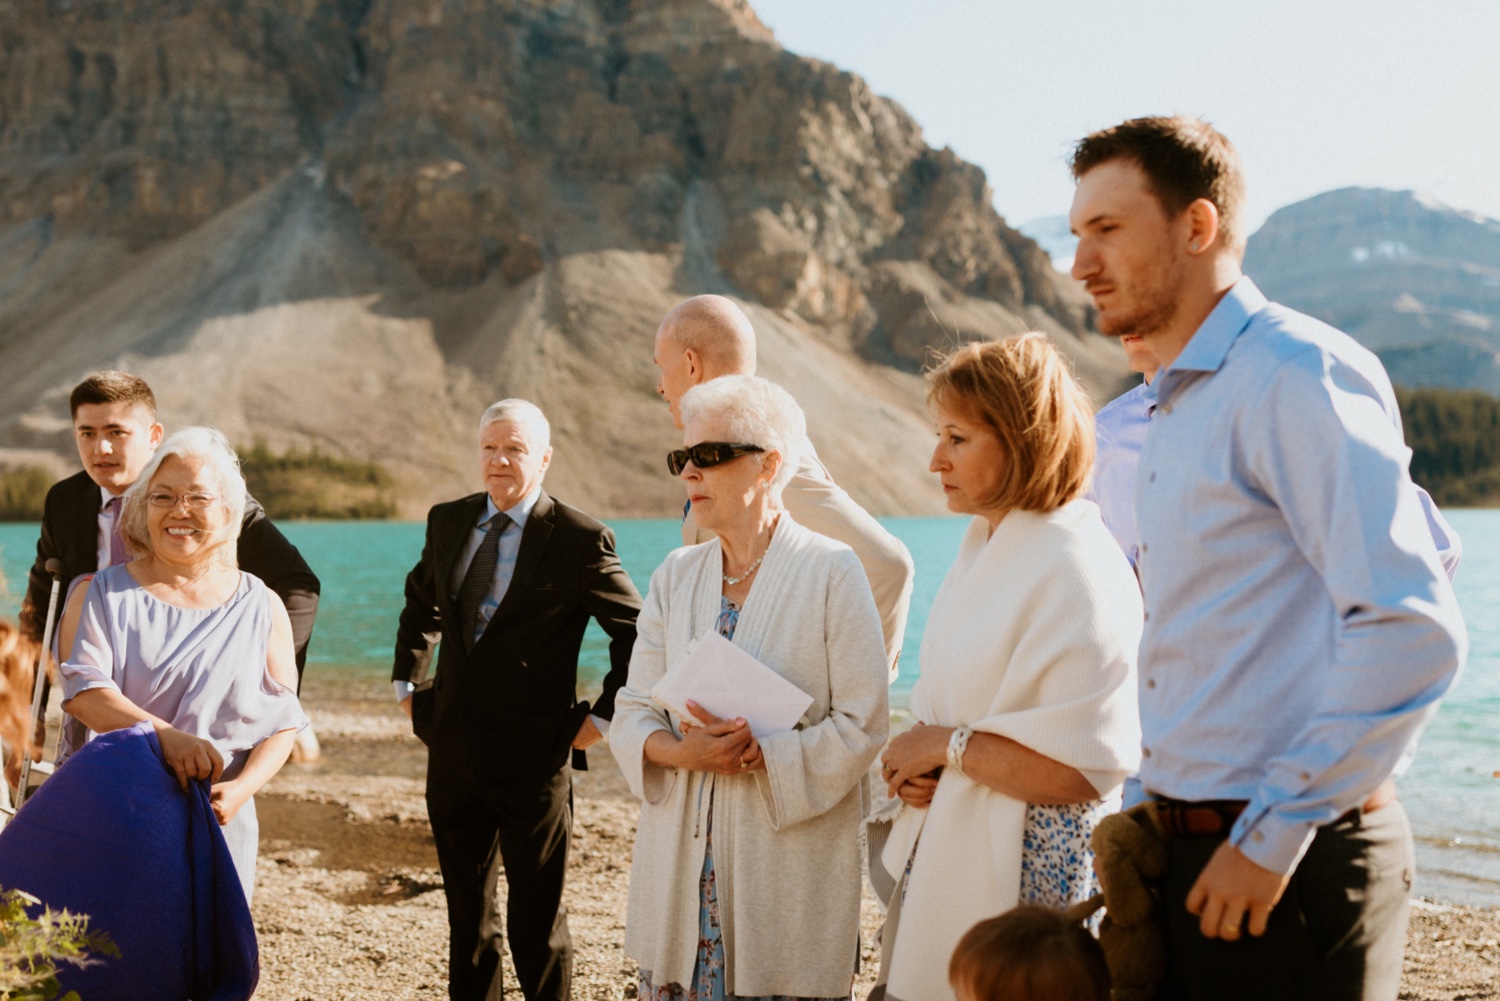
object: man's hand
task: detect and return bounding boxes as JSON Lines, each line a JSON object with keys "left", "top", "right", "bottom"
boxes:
{"left": 572, "top": 716, "right": 603, "bottom": 750}
{"left": 154, "top": 724, "right": 225, "bottom": 792}
{"left": 399, "top": 695, "right": 413, "bottom": 721}
{"left": 1185, "top": 839, "right": 1291, "bottom": 940}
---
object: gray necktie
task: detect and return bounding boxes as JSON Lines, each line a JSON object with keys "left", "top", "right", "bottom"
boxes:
{"left": 457, "top": 512, "right": 510, "bottom": 650}
{"left": 106, "top": 495, "right": 130, "bottom": 567}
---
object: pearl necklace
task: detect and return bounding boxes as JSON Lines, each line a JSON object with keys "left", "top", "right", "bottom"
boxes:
{"left": 722, "top": 553, "right": 766, "bottom": 586}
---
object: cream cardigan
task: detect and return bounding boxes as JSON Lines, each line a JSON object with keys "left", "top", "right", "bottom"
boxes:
{"left": 876, "top": 502, "right": 1143, "bottom": 1001}
{"left": 612, "top": 516, "right": 889, "bottom": 998}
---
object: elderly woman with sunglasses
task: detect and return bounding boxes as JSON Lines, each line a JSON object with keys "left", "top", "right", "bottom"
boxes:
{"left": 56, "top": 426, "right": 306, "bottom": 902}
{"left": 611, "top": 375, "right": 889, "bottom": 1001}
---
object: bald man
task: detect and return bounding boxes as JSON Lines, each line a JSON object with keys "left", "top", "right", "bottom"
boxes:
{"left": 653, "top": 295, "right": 915, "bottom": 678}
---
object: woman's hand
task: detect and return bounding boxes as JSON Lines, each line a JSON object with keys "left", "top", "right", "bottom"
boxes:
{"left": 894, "top": 773, "right": 940, "bottom": 808}
{"left": 155, "top": 724, "right": 224, "bottom": 792}
{"left": 881, "top": 721, "right": 952, "bottom": 800}
{"left": 209, "top": 778, "right": 253, "bottom": 826}
{"left": 673, "top": 701, "right": 757, "bottom": 775}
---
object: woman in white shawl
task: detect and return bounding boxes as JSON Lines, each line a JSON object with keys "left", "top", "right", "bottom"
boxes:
{"left": 872, "top": 334, "right": 1143, "bottom": 1001}
{"left": 611, "top": 375, "right": 889, "bottom": 1001}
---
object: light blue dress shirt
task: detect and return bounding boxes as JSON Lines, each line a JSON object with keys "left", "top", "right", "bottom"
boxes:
{"left": 1091, "top": 382, "right": 1463, "bottom": 579}
{"left": 1088, "top": 382, "right": 1152, "bottom": 566}
{"left": 1133, "top": 277, "right": 1467, "bottom": 876}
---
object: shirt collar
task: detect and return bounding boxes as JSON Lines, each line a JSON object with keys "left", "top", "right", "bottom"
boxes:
{"left": 1156, "top": 277, "right": 1267, "bottom": 399}
{"left": 480, "top": 485, "right": 542, "bottom": 531}
{"left": 99, "top": 484, "right": 121, "bottom": 512}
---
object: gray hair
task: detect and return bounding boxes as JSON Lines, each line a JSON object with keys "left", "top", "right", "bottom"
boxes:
{"left": 120, "top": 426, "right": 247, "bottom": 563}
{"left": 678, "top": 375, "right": 806, "bottom": 500}
{"left": 478, "top": 398, "right": 551, "bottom": 449}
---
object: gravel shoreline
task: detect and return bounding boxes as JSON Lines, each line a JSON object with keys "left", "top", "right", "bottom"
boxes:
{"left": 251, "top": 677, "right": 1500, "bottom": 1000}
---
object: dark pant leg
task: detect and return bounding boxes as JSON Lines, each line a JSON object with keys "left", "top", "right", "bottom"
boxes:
{"left": 428, "top": 764, "right": 506, "bottom": 1001}
{"left": 493, "top": 766, "right": 574, "bottom": 1001}
{"left": 1159, "top": 802, "right": 1414, "bottom": 1001}
{"left": 1302, "top": 802, "right": 1414, "bottom": 1001}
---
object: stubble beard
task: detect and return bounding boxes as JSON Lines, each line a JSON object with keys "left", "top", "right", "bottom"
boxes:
{"left": 1098, "top": 253, "right": 1188, "bottom": 342}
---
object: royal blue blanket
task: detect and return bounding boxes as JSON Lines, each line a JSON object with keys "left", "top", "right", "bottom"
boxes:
{"left": 0, "top": 721, "right": 258, "bottom": 1000}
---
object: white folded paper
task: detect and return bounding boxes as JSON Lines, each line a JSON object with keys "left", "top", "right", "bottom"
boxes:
{"left": 651, "top": 631, "right": 814, "bottom": 738}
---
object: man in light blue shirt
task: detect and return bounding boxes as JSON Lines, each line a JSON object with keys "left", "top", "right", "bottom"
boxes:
{"left": 1070, "top": 116, "right": 1467, "bottom": 1001}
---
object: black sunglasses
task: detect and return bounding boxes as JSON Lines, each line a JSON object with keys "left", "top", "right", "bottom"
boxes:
{"left": 667, "top": 442, "right": 765, "bottom": 476}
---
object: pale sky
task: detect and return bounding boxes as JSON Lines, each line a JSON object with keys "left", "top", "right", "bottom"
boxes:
{"left": 748, "top": 0, "right": 1500, "bottom": 232}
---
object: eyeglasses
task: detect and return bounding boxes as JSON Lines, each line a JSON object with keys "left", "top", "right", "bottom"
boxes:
{"left": 666, "top": 442, "right": 764, "bottom": 476}
{"left": 146, "top": 491, "right": 219, "bottom": 510}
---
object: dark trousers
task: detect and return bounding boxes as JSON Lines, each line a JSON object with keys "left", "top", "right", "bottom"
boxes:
{"left": 427, "top": 763, "right": 574, "bottom": 1001}
{"left": 1159, "top": 800, "right": 1414, "bottom": 1001}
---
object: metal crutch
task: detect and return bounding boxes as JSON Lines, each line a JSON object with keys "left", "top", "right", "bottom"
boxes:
{"left": 14, "top": 559, "right": 65, "bottom": 812}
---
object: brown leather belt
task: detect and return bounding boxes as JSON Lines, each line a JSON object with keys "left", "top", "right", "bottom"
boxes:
{"left": 1156, "top": 778, "right": 1397, "bottom": 840}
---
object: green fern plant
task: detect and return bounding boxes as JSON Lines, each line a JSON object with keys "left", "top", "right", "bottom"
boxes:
{"left": 0, "top": 888, "right": 119, "bottom": 1001}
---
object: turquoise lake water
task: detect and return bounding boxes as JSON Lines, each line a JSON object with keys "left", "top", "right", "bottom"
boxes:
{"left": 1, "top": 512, "right": 1495, "bottom": 904}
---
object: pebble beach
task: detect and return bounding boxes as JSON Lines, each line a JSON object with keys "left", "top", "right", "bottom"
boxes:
{"left": 245, "top": 675, "right": 1500, "bottom": 1000}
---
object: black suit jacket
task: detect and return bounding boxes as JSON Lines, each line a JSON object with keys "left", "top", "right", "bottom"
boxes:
{"left": 20, "top": 470, "right": 322, "bottom": 678}
{"left": 392, "top": 489, "right": 641, "bottom": 780}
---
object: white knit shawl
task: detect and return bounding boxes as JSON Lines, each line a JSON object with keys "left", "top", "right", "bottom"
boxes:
{"left": 877, "top": 502, "right": 1143, "bottom": 1001}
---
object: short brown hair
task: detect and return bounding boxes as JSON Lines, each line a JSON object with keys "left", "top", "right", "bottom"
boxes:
{"left": 70, "top": 371, "right": 157, "bottom": 420}
{"left": 1070, "top": 115, "right": 1247, "bottom": 254}
{"left": 927, "top": 334, "right": 1094, "bottom": 514}
{"left": 949, "top": 906, "right": 1110, "bottom": 1001}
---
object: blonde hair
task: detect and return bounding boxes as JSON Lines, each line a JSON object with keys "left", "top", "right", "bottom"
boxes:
{"left": 0, "top": 621, "right": 38, "bottom": 761}
{"left": 927, "top": 334, "right": 1095, "bottom": 513}
{"left": 120, "top": 426, "right": 247, "bottom": 565}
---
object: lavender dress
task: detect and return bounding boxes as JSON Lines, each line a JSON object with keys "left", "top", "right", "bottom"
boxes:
{"left": 59, "top": 564, "right": 307, "bottom": 902}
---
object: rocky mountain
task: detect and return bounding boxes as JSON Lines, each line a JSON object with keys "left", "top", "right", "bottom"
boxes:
{"left": 0, "top": 0, "right": 1123, "bottom": 517}
{"left": 1244, "top": 188, "right": 1500, "bottom": 395}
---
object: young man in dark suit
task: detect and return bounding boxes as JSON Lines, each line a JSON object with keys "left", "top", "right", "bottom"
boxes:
{"left": 392, "top": 398, "right": 641, "bottom": 1001}
{"left": 20, "top": 372, "right": 320, "bottom": 668}
{"left": 13, "top": 372, "right": 321, "bottom": 782}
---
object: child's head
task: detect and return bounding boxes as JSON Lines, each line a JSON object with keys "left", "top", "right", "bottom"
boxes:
{"left": 949, "top": 905, "right": 1110, "bottom": 1001}
{"left": 0, "top": 620, "right": 37, "bottom": 758}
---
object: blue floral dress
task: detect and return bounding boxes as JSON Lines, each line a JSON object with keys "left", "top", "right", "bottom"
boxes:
{"left": 637, "top": 598, "right": 849, "bottom": 1001}
{"left": 1020, "top": 802, "right": 1109, "bottom": 924}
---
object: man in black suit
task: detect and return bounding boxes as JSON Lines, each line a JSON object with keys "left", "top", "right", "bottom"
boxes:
{"left": 19, "top": 372, "right": 320, "bottom": 673}
{"left": 393, "top": 398, "right": 640, "bottom": 1001}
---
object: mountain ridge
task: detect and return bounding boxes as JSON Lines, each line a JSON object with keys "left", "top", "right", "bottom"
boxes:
{"left": 1244, "top": 187, "right": 1500, "bottom": 395}
{"left": 0, "top": 0, "right": 1126, "bottom": 517}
